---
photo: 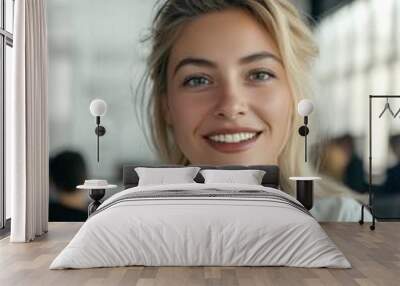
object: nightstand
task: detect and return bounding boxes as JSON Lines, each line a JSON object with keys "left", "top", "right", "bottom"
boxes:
{"left": 289, "top": 177, "right": 321, "bottom": 210}
{"left": 77, "top": 180, "right": 117, "bottom": 216}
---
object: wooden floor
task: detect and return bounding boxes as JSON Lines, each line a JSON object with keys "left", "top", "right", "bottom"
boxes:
{"left": 0, "top": 222, "right": 399, "bottom": 286}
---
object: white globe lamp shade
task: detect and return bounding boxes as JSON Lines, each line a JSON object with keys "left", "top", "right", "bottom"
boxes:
{"left": 90, "top": 99, "right": 107, "bottom": 117}
{"left": 297, "top": 99, "right": 314, "bottom": 116}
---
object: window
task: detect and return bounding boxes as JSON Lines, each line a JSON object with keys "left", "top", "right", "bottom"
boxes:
{"left": 1, "top": 0, "right": 14, "bottom": 231}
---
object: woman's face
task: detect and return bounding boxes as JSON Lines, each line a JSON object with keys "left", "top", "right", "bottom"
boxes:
{"left": 165, "top": 8, "right": 293, "bottom": 165}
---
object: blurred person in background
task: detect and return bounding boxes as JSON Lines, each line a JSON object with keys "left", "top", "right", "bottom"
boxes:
{"left": 382, "top": 134, "right": 400, "bottom": 194}
{"left": 368, "top": 134, "right": 400, "bottom": 218}
{"left": 49, "top": 150, "right": 88, "bottom": 222}
{"left": 336, "top": 134, "right": 367, "bottom": 194}
{"left": 319, "top": 140, "right": 349, "bottom": 182}
{"left": 319, "top": 134, "right": 367, "bottom": 193}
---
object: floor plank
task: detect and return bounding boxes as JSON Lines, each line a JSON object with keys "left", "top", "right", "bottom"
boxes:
{"left": 0, "top": 222, "right": 399, "bottom": 286}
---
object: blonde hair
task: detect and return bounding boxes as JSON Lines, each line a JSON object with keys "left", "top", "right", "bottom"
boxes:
{"left": 139, "top": 0, "right": 319, "bottom": 196}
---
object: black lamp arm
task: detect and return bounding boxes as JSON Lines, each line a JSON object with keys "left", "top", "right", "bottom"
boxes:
{"left": 298, "top": 116, "right": 309, "bottom": 162}
{"left": 94, "top": 116, "right": 106, "bottom": 162}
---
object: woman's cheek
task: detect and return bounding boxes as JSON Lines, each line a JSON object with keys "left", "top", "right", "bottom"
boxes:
{"left": 257, "top": 86, "right": 291, "bottom": 116}
{"left": 170, "top": 96, "right": 206, "bottom": 137}
{"left": 252, "top": 87, "right": 292, "bottom": 144}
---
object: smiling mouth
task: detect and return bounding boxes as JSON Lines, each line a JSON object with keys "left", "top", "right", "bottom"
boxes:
{"left": 203, "top": 131, "right": 263, "bottom": 153}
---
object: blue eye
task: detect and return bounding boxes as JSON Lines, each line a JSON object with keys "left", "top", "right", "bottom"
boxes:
{"left": 249, "top": 71, "right": 275, "bottom": 81}
{"left": 182, "top": 76, "right": 211, "bottom": 87}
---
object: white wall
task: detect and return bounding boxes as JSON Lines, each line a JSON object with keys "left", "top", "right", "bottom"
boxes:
{"left": 47, "top": 0, "right": 159, "bottom": 183}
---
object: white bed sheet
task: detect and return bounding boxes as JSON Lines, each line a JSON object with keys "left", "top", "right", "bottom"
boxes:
{"left": 50, "top": 183, "right": 351, "bottom": 269}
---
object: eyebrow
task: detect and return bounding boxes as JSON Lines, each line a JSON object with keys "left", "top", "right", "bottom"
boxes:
{"left": 173, "top": 51, "right": 282, "bottom": 76}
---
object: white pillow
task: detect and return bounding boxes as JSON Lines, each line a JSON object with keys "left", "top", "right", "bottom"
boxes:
{"left": 200, "top": 169, "right": 266, "bottom": 185}
{"left": 135, "top": 167, "right": 200, "bottom": 186}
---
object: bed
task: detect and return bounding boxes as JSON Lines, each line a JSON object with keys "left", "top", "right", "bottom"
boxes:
{"left": 49, "top": 165, "right": 350, "bottom": 269}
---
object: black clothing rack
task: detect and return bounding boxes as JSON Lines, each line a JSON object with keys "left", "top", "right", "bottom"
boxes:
{"left": 359, "top": 95, "right": 400, "bottom": 230}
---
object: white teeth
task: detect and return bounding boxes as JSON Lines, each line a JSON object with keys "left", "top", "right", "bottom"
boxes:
{"left": 208, "top": 132, "right": 258, "bottom": 143}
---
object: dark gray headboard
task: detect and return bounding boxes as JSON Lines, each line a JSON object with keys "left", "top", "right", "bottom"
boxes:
{"left": 123, "top": 165, "right": 280, "bottom": 189}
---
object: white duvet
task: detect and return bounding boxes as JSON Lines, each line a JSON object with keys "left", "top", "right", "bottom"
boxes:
{"left": 50, "top": 183, "right": 351, "bottom": 269}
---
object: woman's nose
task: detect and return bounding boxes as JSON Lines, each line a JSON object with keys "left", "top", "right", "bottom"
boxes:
{"left": 213, "top": 85, "right": 248, "bottom": 120}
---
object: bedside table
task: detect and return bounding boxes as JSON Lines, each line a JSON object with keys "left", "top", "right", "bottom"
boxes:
{"left": 289, "top": 177, "right": 321, "bottom": 210}
{"left": 77, "top": 181, "right": 117, "bottom": 216}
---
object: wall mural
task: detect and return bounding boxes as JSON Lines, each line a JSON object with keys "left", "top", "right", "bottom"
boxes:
{"left": 47, "top": 0, "right": 400, "bottom": 222}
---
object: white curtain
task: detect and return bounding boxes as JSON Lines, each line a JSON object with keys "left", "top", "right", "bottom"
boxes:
{"left": 7, "top": 0, "right": 49, "bottom": 242}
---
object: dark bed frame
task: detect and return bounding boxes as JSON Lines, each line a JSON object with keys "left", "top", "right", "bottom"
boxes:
{"left": 88, "top": 165, "right": 314, "bottom": 216}
{"left": 122, "top": 164, "right": 280, "bottom": 189}
{"left": 86, "top": 165, "right": 280, "bottom": 216}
